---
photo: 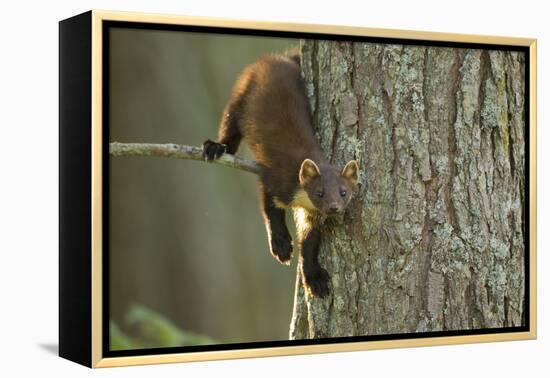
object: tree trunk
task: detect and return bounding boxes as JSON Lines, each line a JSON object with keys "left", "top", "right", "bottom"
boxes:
{"left": 290, "top": 40, "right": 526, "bottom": 339}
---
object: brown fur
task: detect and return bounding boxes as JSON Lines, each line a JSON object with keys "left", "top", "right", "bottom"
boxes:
{"left": 203, "top": 53, "right": 359, "bottom": 297}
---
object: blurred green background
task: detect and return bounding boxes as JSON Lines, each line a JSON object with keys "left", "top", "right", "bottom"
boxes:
{"left": 108, "top": 27, "right": 298, "bottom": 350}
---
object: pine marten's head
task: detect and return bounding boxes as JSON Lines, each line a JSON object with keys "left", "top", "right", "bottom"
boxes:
{"left": 297, "top": 159, "right": 359, "bottom": 215}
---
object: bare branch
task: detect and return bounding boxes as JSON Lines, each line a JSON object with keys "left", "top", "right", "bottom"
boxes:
{"left": 109, "top": 142, "right": 261, "bottom": 175}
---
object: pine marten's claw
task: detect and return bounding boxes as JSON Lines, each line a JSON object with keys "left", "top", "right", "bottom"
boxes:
{"left": 270, "top": 233, "right": 293, "bottom": 265}
{"left": 202, "top": 139, "right": 227, "bottom": 161}
{"left": 303, "top": 266, "right": 330, "bottom": 298}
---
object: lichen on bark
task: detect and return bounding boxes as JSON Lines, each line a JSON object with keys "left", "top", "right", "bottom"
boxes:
{"left": 290, "top": 40, "right": 526, "bottom": 339}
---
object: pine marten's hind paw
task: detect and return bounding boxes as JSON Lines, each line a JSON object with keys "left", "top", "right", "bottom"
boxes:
{"left": 303, "top": 266, "right": 330, "bottom": 298}
{"left": 270, "top": 233, "right": 293, "bottom": 265}
{"left": 202, "top": 139, "right": 227, "bottom": 161}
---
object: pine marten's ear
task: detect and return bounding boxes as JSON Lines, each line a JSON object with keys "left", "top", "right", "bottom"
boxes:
{"left": 341, "top": 160, "right": 359, "bottom": 186}
{"left": 299, "top": 159, "right": 321, "bottom": 185}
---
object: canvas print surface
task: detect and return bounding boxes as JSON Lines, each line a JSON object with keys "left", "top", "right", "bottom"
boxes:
{"left": 107, "top": 25, "right": 527, "bottom": 354}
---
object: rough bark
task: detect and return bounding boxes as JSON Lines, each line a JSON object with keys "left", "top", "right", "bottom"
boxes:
{"left": 290, "top": 40, "right": 526, "bottom": 339}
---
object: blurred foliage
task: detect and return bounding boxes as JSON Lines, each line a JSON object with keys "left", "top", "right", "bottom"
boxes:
{"left": 110, "top": 304, "right": 217, "bottom": 350}
{"left": 109, "top": 27, "right": 299, "bottom": 350}
{"left": 110, "top": 321, "right": 133, "bottom": 351}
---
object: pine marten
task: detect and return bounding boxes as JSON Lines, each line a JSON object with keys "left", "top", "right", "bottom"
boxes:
{"left": 202, "top": 52, "right": 359, "bottom": 298}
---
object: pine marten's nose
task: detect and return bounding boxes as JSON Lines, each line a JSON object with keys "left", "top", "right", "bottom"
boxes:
{"left": 329, "top": 204, "right": 340, "bottom": 213}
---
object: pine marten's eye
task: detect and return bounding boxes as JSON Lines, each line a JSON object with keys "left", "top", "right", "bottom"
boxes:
{"left": 340, "top": 190, "right": 347, "bottom": 197}
{"left": 317, "top": 190, "right": 324, "bottom": 198}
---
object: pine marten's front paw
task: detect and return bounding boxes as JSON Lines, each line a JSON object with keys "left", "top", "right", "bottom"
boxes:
{"left": 270, "top": 232, "right": 293, "bottom": 265}
{"left": 302, "top": 265, "right": 330, "bottom": 298}
{"left": 202, "top": 139, "right": 227, "bottom": 161}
